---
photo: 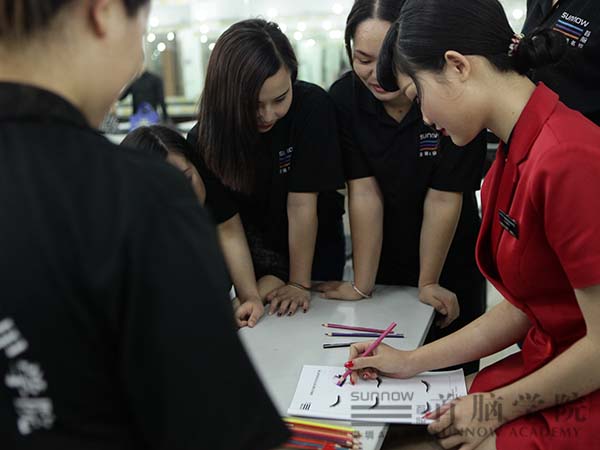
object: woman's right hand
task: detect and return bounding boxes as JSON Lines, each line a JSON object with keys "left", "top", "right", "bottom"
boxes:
{"left": 234, "top": 297, "right": 265, "bottom": 328}
{"left": 314, "top": 281, "right": 365, "bottom": 301}
{"left": 345, "top": 341, "right": 419, "bottom": 383}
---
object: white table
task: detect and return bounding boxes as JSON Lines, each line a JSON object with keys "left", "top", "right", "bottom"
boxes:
{"left": 239, "top": 285, "right": 434, "bottom": 450}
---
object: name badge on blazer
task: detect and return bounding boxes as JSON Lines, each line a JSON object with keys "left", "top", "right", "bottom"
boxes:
{"left": 499, "top": 209, "right": 519, "bottom": 239}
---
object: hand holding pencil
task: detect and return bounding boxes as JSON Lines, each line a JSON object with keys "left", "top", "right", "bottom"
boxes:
{"left": 344, "top": 340, "right": 421, "bottom": 383}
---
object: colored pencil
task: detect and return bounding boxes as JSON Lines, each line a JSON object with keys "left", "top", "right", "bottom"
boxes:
{"left": 290, "top": 433, "right": 353, "bottom": 447}
{"left": 288, "top": 434, "right": 362, "bottom": 450}
{"left": 337, "top": 322, "right": 397, "bottom": 386}
{"left": 284, "top": 442, "right": 323, "bottom": 450}
{"left": 288, "top": 425, "right": 356, "bottom": 441}
{"left": 323, "top": 342, "right": 355, "bottom": 349}
{"left": 322, "top": 323, "right": 402, "bottom": 334}
{"left": 284, "top": 417, "right": 359, "bottom": 434}
{"left": 287, "top": 436, "right": 345, "bottom": 449}
{"left": 286, "top": 423, "right": 355, "bottom": 437}
{"left": 286, "top": 425, "right": 354, "bottom": 442}
{"left": 285, "top": 442, "right": 349, "bottom": 450}
{"left": 325, "top": 332, "right": 404, "bottom": 338}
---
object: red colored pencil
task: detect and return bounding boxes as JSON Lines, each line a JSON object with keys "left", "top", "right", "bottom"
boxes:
{"left": 286, "top": 424, "right": 354, "bottom": 440}
{"left": 288, "top": 430, "right": 353, "bottom": 446}
{"left": 322, "top": 323, "right": 402, "bottom": 334}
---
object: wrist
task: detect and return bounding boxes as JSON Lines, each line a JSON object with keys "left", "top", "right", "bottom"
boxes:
{"left": 352, "top": 279, "right": 374, "bottom": 297}
{"left": 418, "top": 280, "right": 439, "bottom": 289}
{"left": 239, "top": 294, "right": 262, "bottom": 304}
{"left": 403, "top": 348, "right": 426, "bottom": 377}
{"left": 288, "top": 277, "right": 311, "bottom": 289}
{"left": 351, "top": 281, "right": 373, "bottom": 299}
{"left": 489, "top": 389, "right": 519, "bottom": 426}
{"left": 287, "top": 281, "right": 311, "bottom": 294}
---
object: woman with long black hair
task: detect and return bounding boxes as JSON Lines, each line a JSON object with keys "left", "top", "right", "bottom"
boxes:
{"left": 345, "top": 0, "right": 600, "bottom": 448}
{"left": 188, "top": 19, "right": 345, "bottom": 327}
{"left": 318, "top": 0, "right": 487, "bottom": 375}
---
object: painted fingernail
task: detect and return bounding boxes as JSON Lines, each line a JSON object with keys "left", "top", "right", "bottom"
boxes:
{"left": 422, "top": 412, "right": 432, "bottom": 419}
{"left": 350, "top": 376, "right": 355, "bottom": 385}
{"left": 344, "top": 361, "right": 354, "bottom": 369}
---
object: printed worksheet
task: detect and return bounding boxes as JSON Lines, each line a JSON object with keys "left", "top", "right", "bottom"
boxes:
{"left": 288, "top": 365, "right": 467, "bottom": 424}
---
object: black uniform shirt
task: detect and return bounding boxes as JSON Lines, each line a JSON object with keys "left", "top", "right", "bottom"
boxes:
{"left": 188, "top": 80, "right": 345, "bottom": 255}
{"left": 0, "top": 83, "right": 288, "bottom": 450}
{"left": 330, "top": 72, "right": 486, "bottom": 286}
{"left": 523, "top": 0, "right": 600, "bottom": 124}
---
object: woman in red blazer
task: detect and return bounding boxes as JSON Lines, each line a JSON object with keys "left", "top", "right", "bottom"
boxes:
{"left": 343, "top": 0, "right": 600, "bottom": 449}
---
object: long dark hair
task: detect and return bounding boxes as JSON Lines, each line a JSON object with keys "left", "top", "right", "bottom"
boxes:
{"left": 0, "top": 0, "right": 147, "bottom": 39}
{"left": 378, "top": 0, "right": 567, "bottom": 91}
{"left": 196, "top": 18, "right": 298, "bottom": 193}
{"left": 344, "top": 0, "right": 406, "bottom": 66}
{"left": 121, "top": 125, "right": 194, "bottom": 161}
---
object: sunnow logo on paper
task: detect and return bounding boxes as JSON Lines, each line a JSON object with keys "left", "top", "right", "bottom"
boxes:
{"left": 419, "top": 132, "right": 439, "bottom": 158}
{"left": 554, "top": 12, "right": 592, "bottom": 49}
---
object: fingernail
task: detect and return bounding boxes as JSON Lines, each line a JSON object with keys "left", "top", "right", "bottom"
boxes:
{"left": 344, "top": 361, "right": 354, "bottom": 369}
{"left": 422, "top": 412, "right": 432, "bottom": 419}
{"left": 350, "top": 376, "right": 355, "bottom": 385}
{"left": 363, "top": 373, "right": 369, "bottom": 379}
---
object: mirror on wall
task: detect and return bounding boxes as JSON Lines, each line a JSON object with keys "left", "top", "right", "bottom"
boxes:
{"left": 118, "top": 0, "right": 528, "bottom": 125}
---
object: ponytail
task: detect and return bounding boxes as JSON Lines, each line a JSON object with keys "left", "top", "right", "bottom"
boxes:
{"left": 511, "top": 28, "right": 567, "bottom": 75}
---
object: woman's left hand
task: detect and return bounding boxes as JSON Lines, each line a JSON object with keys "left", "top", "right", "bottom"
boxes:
{"left": 418, "top": 283, "right": 460, "bottom": 328}
{"left": 427, "top": 392, "right": 503, "bottom": 449}
{"left": 265, "top": 284, "right": 311, "bottom": 316}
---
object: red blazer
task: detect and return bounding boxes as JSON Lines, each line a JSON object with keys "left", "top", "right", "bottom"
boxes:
{"left": 470, "top": 84, "right": 600, "bottom": 449}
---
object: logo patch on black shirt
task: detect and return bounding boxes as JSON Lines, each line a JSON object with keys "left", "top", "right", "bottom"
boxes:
{"left": 419, "top": 132, "right": 440, "bottom": 157}
{"left": 554, "top": 12, "right": 592, "bottom": 49}
{"left": 279, "top": 147, "right": 293, "bottom": 174}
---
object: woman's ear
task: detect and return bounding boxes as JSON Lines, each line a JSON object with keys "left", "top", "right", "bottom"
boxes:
{"left": 443, "top": 50, "right": 472, "bottom": 82}
{"left": 88, "top": 0, "right": 115, "bottom": 37}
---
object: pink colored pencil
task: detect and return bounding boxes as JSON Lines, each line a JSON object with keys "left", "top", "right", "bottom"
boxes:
{"left": 322, "top": 323, "right": 400, "bottom": 334}
{"left": 336, "top": 321, "right": 397, "bottom": 386}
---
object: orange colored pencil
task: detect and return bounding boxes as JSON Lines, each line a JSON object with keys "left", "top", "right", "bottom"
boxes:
{"left": 284, "top": 417, "right": 359, "bottom": 435}
{"left": 287, "top": 424, "right": 353, "bottom": 440}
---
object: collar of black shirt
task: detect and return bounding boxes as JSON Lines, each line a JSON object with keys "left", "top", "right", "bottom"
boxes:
{"left": 352, "top": 74, "right": 421, "bottom": 129}
{"left": 0, "top": 82, "right": 89, "bottom": 128}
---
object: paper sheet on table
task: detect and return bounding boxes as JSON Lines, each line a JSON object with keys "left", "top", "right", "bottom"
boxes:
{"left": 288, "top": 365, "right": 466, "bottom": 424}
